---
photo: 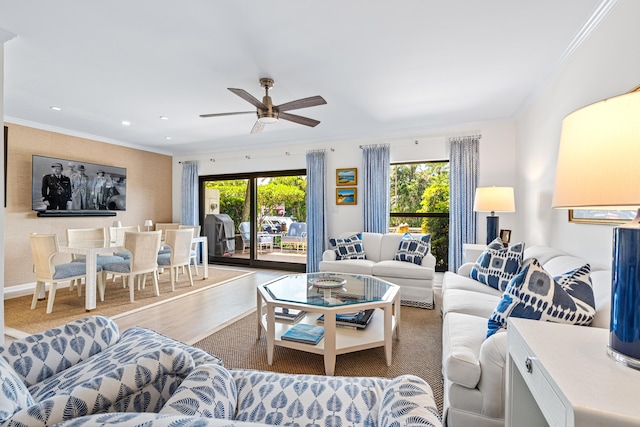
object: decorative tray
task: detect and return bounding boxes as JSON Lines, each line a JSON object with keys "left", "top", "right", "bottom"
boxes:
{"left": 309, "top": 277, "right": 347, "bottom": 289}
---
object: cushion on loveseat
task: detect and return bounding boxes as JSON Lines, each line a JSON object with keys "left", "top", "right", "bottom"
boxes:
{"left": 54, "top": 413, "right": 269, "bottom": 426}
{"left": 470, "top": 240, "right": 525, "bottom": 291}
{"left": 394, "top": 233, "right": 431, "bottom": 264}
{"left": 4, "top": 348, "right": 195, "bottom": 427}
{"left": 487, "top": 259, "right": 596, "bottom": 337}
{"left": 0, "top": 356, "right": 35, "bottom": 423}
{"left": 160, "top": 364, "right": 237, "bottom": 419}
{"left": 378, "top": 374, "right": 441, "bottom": 427}
{"left": 329, "top": 233, "right": 366, "bottom": 260}
{"left": 26, "top": 325, "right": 218, "bottom": 402}
{"left": 372, "top": 260, "right": 435, "bottom": 280}
{"left": 0, "top": 315, "right": 120, "bottom": 388}
{"left": 231, "top": 370, "right": 441, "bottom": 427}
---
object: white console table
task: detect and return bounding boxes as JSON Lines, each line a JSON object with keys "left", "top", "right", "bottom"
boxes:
{"left": 506, "top": 318, "right": 640, "bottom": 427}
{"left": 463, "top": 243, "right": 486, "bottom": 263}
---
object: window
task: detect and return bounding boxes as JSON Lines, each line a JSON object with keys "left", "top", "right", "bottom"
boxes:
{"left": 390, "top": 161, "right": 449, "bottom": 271}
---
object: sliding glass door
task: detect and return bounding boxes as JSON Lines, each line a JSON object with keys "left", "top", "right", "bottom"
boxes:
{"left": 200, "top": 169, "right": 306, "bottom": 271}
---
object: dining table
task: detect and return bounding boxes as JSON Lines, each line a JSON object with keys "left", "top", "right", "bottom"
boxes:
{"left": 58, "top": 235, "right": 209, "bottom": 311}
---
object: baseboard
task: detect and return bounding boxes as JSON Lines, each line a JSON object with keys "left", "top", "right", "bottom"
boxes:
{"left": 4, "top": 281, "right": 72, "bottom": 300}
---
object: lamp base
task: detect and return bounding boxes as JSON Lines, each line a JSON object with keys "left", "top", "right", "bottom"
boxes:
{"left": 486, "top": 215, "right": 499, "bottom": 244}
{"left": 607, "top": 346, "right": 640, "bottom": 370}
{"left": 609, "top": 218, "right": 640, "bottom": 369}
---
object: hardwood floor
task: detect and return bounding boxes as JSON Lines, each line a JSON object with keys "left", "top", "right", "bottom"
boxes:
{"left": 112, "top": 267, "right": 286, "bottom": 345}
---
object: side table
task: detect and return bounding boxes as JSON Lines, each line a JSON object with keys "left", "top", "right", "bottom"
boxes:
{"left": 463, "top": 243, "right": 486, "bottom": 264}
{"left": 506, "top": 318, "right": 640, "bottom": 426}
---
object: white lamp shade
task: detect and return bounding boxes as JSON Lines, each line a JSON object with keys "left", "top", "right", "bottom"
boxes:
{"left": 144, "top": 219, "right": 153, "bottom": 227}
{"left": 552, "top": 91, "right": 640, "bottom": 209}
{"left": 473, "top": 187, "right": 515, "bottom": 213}
{"left": 112, "top": 220, "right": 122, "bottom": 228}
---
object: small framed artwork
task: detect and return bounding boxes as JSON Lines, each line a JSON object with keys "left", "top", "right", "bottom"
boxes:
{"left": 336, "top": 188, "right": 357, "bottom": 205}
{"left": 499, "top": 229, "right": 511, "bottom": 247}
{"left": 336, "top": 168, "right": 357, "bottom": 186}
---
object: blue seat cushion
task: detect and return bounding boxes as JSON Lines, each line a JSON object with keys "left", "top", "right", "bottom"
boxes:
{"left": 157, "top": 253, "right": 172, "bottom": 266}
{"left": 101, "top": 261, "right": 131, "bottom": 274}
{"left": 71, "top": 255, "right": 126, "bottom": 266}
{"left": 114, "top": 251, "right": 131, "bottom": 260}
{"left": 53, "top": 262, "right": 98, "bottom": 280}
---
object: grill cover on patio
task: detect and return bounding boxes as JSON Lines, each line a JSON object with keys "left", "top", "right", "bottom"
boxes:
{"left": 204, "top": 214, "right": 235, "bottom": 256}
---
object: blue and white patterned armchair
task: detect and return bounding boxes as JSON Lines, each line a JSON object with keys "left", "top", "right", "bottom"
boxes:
{"left": 1, "top": 316, "right": 441, "bottom": 427}
{"left": 0, "top": 315, "right": 222, "bottom": 426}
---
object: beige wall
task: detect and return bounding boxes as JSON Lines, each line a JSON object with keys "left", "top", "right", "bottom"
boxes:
{"left": 4, "top": 123, "right": 173, "bottom": 287}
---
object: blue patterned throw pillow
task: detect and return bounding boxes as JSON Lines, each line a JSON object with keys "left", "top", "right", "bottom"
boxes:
{"left": 487, "top": 258, "right": 596, "bottom": 337}
{"left": 470, "top": 239, "right": 525, "bottom": 291}
{"left": 394, "top": 233, "right": 431, "bottom": 265}
{"left": 329, "top": 233, "right": 366, "bottom": 260}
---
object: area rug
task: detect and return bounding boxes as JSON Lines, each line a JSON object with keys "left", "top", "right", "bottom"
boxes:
{"left": 5, "top": 267, "right": 252, "bottom": 335}
{"left": 194, "top": 300, "right": 444, "bottom": 414}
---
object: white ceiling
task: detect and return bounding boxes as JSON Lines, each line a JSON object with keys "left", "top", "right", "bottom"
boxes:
{"left": 0, "top": 1, "right": 607, "bottom": 156}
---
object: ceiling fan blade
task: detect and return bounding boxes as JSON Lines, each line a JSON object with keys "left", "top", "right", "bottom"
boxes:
{"left": 199, "top": 111, "right": 255, "bottom": 118}
{"left": 250, "top": 121, "right": 265, "bottom": 134}
{"left": 279, "top": 112, "right": 321, "bottom": 127}
{"left": 228, "top": 88, "right": 267, "bottom": 109}
{"left": 275, "top": 96, "right": 327, "bottom": 112}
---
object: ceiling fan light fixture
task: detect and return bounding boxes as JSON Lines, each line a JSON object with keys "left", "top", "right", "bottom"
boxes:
{"left": 258, "top": 115, "right": 278, "bottom": 124}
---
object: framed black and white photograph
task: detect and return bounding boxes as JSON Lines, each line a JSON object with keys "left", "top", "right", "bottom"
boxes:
{"left": 32, "top": 154, "right": 127, "bottom": 213}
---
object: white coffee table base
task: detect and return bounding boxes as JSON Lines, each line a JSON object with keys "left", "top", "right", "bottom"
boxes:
{"left": 257, "top": 281, "right": 400, "bottom": 376}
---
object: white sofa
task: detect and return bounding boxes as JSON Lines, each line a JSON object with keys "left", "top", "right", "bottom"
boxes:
{"left": 440, "top": 245, "right": 612, "bottom": 427}
{"left": 319, "top": 232, "right": 436, "bottom": 308}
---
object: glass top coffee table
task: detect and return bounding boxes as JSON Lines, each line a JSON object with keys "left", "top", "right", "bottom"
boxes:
{"left": 256, "top": 272, "right": 401, "bottom": 375}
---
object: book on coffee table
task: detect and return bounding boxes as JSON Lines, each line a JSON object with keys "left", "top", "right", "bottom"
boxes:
{"left": 316, "top": 308, "right": 375, "bottom": 329}
{"left": 281, "top": 323, "right": 325, "bottom": 345}
{"left": 274, "top": 307, "right": 306, "bottom": 323}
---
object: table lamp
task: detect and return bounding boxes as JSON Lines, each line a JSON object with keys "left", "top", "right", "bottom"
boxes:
{"left": 112, "top": 220, "right": 122, "bottom": 228}
{"left": 144, "top": 219, "right": 153, "bottom": 232}
{"left": 473, "top": 186, "right": 515, "bottom": 244}
{"left": 552, "top": 89, "right": 640, "bottom": 370}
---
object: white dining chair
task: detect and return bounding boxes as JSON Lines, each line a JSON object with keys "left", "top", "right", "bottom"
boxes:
{"left": 179, "top": 224, "right": 201, "bottom": 276}
{"left": 99, "top": 231, "right": 162, "bottom": 303}
{"left": 29, "top": 233, "right": 101, "bottom": 314}
{"left": 67, "top": 227, "right": 124, "bottom": 293}
{"left": 157, "top": 229, "right": 194, "bottom": 291}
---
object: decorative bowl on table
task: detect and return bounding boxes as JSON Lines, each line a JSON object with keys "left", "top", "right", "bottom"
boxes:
{"left": 309, "top": 276, "right": 346, "bottom": 289}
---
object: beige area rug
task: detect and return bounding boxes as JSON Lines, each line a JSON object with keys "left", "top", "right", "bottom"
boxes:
{"left": 194, "top": 295, "right": 444, "bottom": 415}
{"left": 5, "top": 267, "right": 251, "bottom": 335}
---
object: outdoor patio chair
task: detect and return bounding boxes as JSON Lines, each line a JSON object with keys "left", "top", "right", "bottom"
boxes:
{"left": 239, "top": 221, "right": 251, "bottom": 253}
{"left": 281, "top": 222, "right": 307, "bottom": 251}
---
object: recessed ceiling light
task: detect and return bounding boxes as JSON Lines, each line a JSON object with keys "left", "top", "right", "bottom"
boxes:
{"left": 159, "top": 116, "right": 169, "bottom": 120}
{"left": 121, "top": 120, "right": 130, "bottom": 126}
{"left": 50, "top": 106, "right": 62, "bottom": 111}
{"left": 164, "top": 136, "right": 172, "bottom": 140}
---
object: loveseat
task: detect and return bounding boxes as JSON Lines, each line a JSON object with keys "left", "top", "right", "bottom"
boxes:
{"left": 440, "top": 244, "right": 612, "bottom": 427}
{"left": 319, "top": 232, "right": 436, "bottom": 308}
{"left": 1, "top": 315, "right": 442, "bottom": 427}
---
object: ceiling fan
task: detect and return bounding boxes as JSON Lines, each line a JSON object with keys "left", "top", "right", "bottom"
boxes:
{"left": 200, "top": 78, "right": 327, "bottom": 134}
